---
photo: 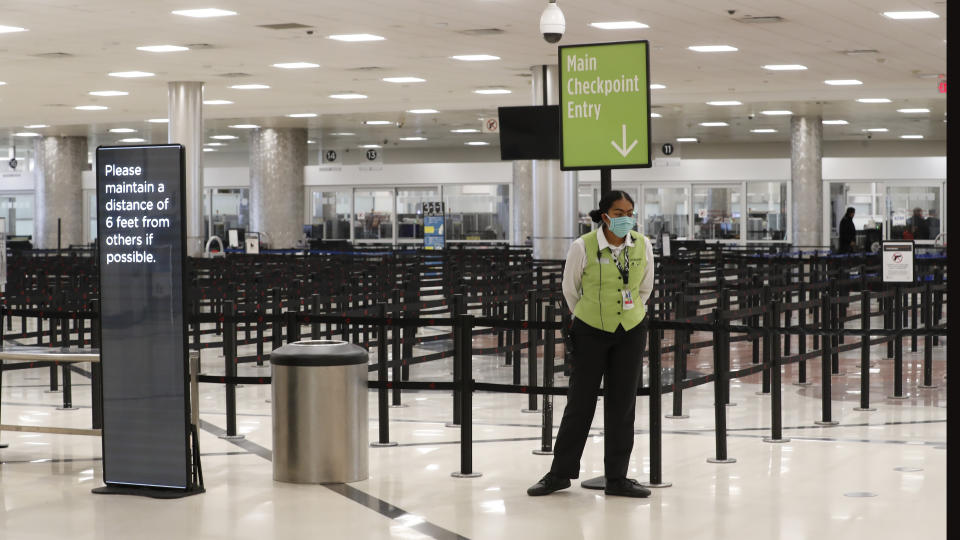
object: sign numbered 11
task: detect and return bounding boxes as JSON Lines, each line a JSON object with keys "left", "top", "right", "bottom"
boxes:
{"left": 559, "top": 40, "right": 651, "bottom": 170}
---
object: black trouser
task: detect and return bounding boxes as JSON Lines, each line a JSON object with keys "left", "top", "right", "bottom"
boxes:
{"left": 550, "top": 317, "right": 647, "bottom": 480}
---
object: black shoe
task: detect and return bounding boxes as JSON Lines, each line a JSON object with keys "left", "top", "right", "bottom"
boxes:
{"left": 527, "top": 473, "right": 571, "bottom": 496}
{"left": 604, "top": 478, "right": 651, "bottom": 498}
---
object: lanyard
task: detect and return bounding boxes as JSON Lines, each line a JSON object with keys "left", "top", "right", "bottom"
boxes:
{"left": 612, "top": 245, "right": 630, "bottom": 284}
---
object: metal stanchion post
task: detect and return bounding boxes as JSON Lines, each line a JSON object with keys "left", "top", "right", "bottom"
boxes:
{"left": 533, "top": 306, "right": 556, "bottom": 456}
{"left": 815, "top": 293, "right": 838, "bottom": 426}
{"left": 911, "top": 290, "right": 918, "bottom": 352}
{"left": 311, "top": 294, "right": 322, "bottom": 339}
{"left": 795, "top": 284, "right": 811, "bottom": 386}
{"left": 919, "top": 283, "right": 937, "bottom": 389}
{"left": 57, "top": 319, "right": 76, "bottom": 410}
{"left": 372, "top": 303, "right": 398, "bottom": 447}
{"left": 221, "top": 300, "right": 243, "bottom": 439}
{"left": 763, "top": 303, "right": 790, "bottom": 443}
{"left": 757, "top": 288, "right": 772, "bottom": 395}
{"left": 854, "top": 291, "right": 876, "bottom": 411}
{"left": 452, "top": 313, "right": 481, "bottom": 478}
{"left": 91, "top": 300, "right": 103, "bottom": 429}
{"left": 522, "top": 290, "right": 539, "bottom": 413}
{"left": 889, "top": 287, "right": 907, "bottom": 400}
{"left": 643, "top": 322, "right": 672, "bottom": 487}
{"left": 707, "top": 310, "right": 736, "bottom": 464}
{"left": 390, "top": 294, "right": 405, "bottom": 408}
{"left": 668, "top": 293, "right": 689, "bottom": 419}
{"left": 512, "top": 294, "right": 522, "bottom": 385}
{"left": 447, "top": 294, "right": 463, "bottom": 427}
{"left": 190, "top": 351, "right": 200, "bottom": 427}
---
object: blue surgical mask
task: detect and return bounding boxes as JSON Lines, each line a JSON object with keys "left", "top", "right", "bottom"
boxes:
{"left": 605, "top": 214, "right": 635, "bottom": 238}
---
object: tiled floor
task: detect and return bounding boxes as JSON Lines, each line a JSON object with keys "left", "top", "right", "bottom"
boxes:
{"left": 0, "top": 317, "right": 947, "bottom": 539}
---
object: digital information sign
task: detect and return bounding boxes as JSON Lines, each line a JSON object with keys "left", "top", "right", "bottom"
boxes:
{"left": 559, "top": 40, "right": 651, "bottom": 170}
{"left": 95, "top": 144, "right": 194, "bottom": 492}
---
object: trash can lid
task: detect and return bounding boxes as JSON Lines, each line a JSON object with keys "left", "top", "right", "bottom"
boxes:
{"left": 270, "top": 340, "right": 369, "bottom": 366}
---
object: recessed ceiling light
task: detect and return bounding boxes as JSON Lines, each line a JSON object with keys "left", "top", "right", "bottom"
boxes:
{"left": 329, "top": 93, "right": 367, "bottom": 100}
{"left": 203, "top": 147, "right": 217, "bottom": 152}
{"left": 761, "top": 110, "right": 793, "bottom": 116}
{"left": 451, "top": 128, "right": 479, "bottom": 133}
{"left": 465, "top": 141, "right": 490, "bottom": 146}
{"left": 118, "top": 138, "right": 146, "bottom": 143}
{"left": 383, "top": 77, "right": 425, "bottom": 83}
{"left": 172, "top": 8, "right": 237, "bottom": 18}
{"left": 364, "top": 120, "right": 393, "bottom": 125}
{"left": 861, "top": 128, "right": 888, "bottom": 132}
{"left": 699, "top": 122, "right": 729, "bottom": 126}
{"left": 825, "top": 79, "right": 863, "bottom": 86}
{"left": 229, "top": 124, "right": 259, "bottom": 129}
{"left": 359, "top": 144, "right": 382, "bottom": 148}
{"left": 205, "top": 142, "right": 226, "bottom": 147}
{"left": 14, "top": 132, "right": 40, "bottom": 137}
{"left": 897, "top": 108, "right": 930, "bottom": 114}
{"left": 762, "top": 64, "right": 807, "bottom": 71}
{"left": 451, "top": 54, "right": 500, "bottom": 61}
{"left": 857, "top": 98, "right": 891, "bottom": 103}
{"left": 706, "top": 100, "right": 742, "bottom": 106}
{"left": 474, "top": 88, "right": 512, "bottom": 95}
{"left": 590, "top": 21, "right": 649, "bottom": 30}
{"left": 272, "top": 62, "right": 319, "bottom": 69}
{"left": 407, "top": 109, "right": 439, "bottom": 114}
{"left": 75, "top": 105, "right": 108, "bottom": 110}
{"left": 649, "top": 84, "right": 666, "bottom": 90}
{"left": 688, "top": 45, "right": 738, "bottom": 52}
{"left": 330, "top": 132, "right": 355, "bottom": 136}
{"left": 109, "top": 128, "right": 137, "bottom": 133}
{"left": 89, "top": 90, "right": 129, "bottom": 97}
{"left": 0, "top": 25, "right": 28, "bottom": 33}
{"left": 399, "top": 137, "right": 428, "bottom": 141}
{"left": 286, "top": 113, "right": 317, "bottom": 118}
{"left": 204, "top": 99, "right": 233, "bottom": 105}
{"left": 108, "top": 71, "right": 154, "bottom": 78}
{"left": 147, "top": 118, "right": 169, "bottom": 123}
{"left": 0, "top": 81, "right": 6, "bottom": 86}
{"left": 307, "top": 140, "right": 316, "bottom": 144}
{"left": 750, "top": 129, "right": 778, "bottom": 133}
{"left": 24, "top": 124, "right": 48, "bottom": 128}
{"left": 210, "top": 135, "right": 238, "bottom": 140}
{"left": 822, "top": 119, "right": 848, "bottom": 125}
{"left": 882, "top": 11, "right": 939, "bottom": 20}
{"left": 137, "top": 45, "right": 189, "bottom": 53}
{"left": 650, "top": 112, "right": 662, "bottom": 118}
{"left": 328, "top": 34, "right": 385, "bottom": 42}
{"left": 900, "top": 134, "right": 924, "bottom": 139}
{"left": 676, "top": 137, "right": 699, "bottom": 142}
{"left": 230, "top": 84, "right": 270, "bottom": 90}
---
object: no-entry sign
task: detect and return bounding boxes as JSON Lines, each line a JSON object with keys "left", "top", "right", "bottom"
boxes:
{"left": 559, "top": 40, "right": 651, "bottom": 170}
{"left": 882, "top": 241, "right": 914, "bottom": 283}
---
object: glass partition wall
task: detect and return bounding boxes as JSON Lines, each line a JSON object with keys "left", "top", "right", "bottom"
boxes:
{"left": 826, "top": 181, "right": 944, "bottom": 246}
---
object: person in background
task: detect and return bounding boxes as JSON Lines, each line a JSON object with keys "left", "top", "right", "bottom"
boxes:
{"left": 838, "top": 207, "right": 856, "bottom": 253}
{"left": 927, "top": 208, "right": 940, "bottom": 239}
{"left": 907, "top": 207, "right": 930, "bottom": 240}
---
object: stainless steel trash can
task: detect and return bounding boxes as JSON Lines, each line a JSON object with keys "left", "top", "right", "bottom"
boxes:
{"left": 271, "top": 340, "right": 369, "bottom": 483}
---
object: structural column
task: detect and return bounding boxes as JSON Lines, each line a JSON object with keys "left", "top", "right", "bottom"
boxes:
{"left": 168, "top": 81, "right": 205, "bottom": 257}
{"left": 790, "top": 115, "right": 823, "bottom": 247}
{"left": 531, "top": 65, "right": 578, "bottom": 260}
{"left": 249, "top": 127, "right": 307, "bottom": 249}
{"left": 511, "top": 160, "right": 533, "bottom": 245}
{"left": 33, "top": 136, "right": 86, "bottom": 250}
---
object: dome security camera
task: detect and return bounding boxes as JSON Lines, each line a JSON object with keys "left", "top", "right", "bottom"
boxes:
{"left": 540, "top": 1, "right": 565, "bottom": 44}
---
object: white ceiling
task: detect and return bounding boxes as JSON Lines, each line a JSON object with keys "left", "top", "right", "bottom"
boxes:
{"left": 0, "top": 0, "right": 948, "bottom": 152}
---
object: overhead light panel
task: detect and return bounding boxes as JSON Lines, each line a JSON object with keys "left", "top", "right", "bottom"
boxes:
{"left": 676, "top": 137, "right": 699, "bottom": 142}
{"left": 707, "top": 100, "right": 742, "bottom": 106}
{"left": 137, "top": 45, "right": 189, "bottom": 53}
{"left": 465, "top": 141, "right": 490, "bottom": 146}
{"left": 897, "top": 108, "right": 930, "bottom": 114}
{"left": 205, "top": 142, "right": 226, "bottom": 146}
{"left": 172, "top": 8, "right": 237, "bottom": 18}
{"left": 204, "top": 99, "right": 233, "bottom": 105}
{"left": 24, "top": 124, "right": 49, "bottom": 128}
{"left": 307, "top": 140, "right": 316, "bottom": 144}
{"left": 202, "top": 147, "right": 217, "bottom": 152}
{"left": 383, "top": 77, "right": 425, "bottom": 83}
{"left": 407, "top": 109, "right": 439, "bottom": 114}
{"left": 900, "top": 134, "right": 924, "bottom": 139}
{"left": 0, "top": 25, "right": 28, "bottom": 33}
{"left": 650, "top": 112, "right": 662, "bottom": 118}
{"left": 330, "top": 132, "right": 355, "bottom": 136}
{"left": 761, "top": 110, "right": 793, "bottom": 115}
{"left": 273, "top": 62, "right": 319, "bottom": 69}
{"left": 399, "top": 137, "right": 428, "bottom": 141}
{"left": 451, "top": 128, "right": 479, "bottom": 133}
{"left": 286, "top": 113, "right": 317, "bottom": 118}
{"left": 359, "top": 144, "right": 382, "bottom": 148}
{"left": 699, "top": 122, "right": 729, "bottom": 126}
{"left": 109, "top": 71, "right": 154, "bottom": 78}
{"left": 364, "top": 120, "right": 392, "bottom": 125}
{"left": 451, "top": 54, "right": 500, "bottom": 61}
{"left": 882, "top": 11, "right": 939, "bottom": 20}
{"left": 14, "top": 132, "right": 40, "bottom": 137}
{"left": 229, "top": 124, "right": 259, "bottom": 129}
{"left": 148, "top": 118, "right": 169, "bottom": 123}
{"left": 750, "top": 129, "right": 778, "bottom": 133}
{"left": 857, "top": 98, "right": 891, "bottom": 103}
{"left": 762, "top": 64, "right": 807, "bottom": 71}
{"left": 590, "top": 21, "right": 649, "bottom": 30}
{"left": 861, "top": 128, "right": 888, "bottom": 132}
{"left": 328, "top": 34, "right": 385, "bottom": 42}
{"left": 329, "top": 93, "right": 367, "bottom": 100}
{"left": 109, "top": 128, "right": 137, "bottom": 133}
{"left": 688, "top": 45, "right": 738, "bottom": 52}
{"left": 210, "top": 135, "right": 238, "bottom": 140}
{"left": 822, "top": 119, "right": 848, "bottom": 125}
{"left": 825, "top": 79, "right": 863, "bottom": 85}
{"left": 649, "top": 84, "right": 666, "bottom": 90}
{"left": 230, "top": 84, "right": 270, "bottom": 90}
{"left": 89, "top": 90, "right": 128, "bottom": 96}
{"left": 75, "top": 105, "right": 108, "bottom": 110}
{"left": 118, "top": 138, "right": 146, "bottom": 143}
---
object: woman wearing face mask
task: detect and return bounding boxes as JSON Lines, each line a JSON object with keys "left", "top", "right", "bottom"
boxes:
{"left": 527, "top": 190, "right": 654, "bottom": 498}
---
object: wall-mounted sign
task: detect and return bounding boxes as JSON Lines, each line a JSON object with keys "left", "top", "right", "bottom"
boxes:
{"left": 559, "top": 40, "right": 651, "bottom": 170}
{"left": 95, "top": 144, "right": 196, "bottom": 493}
{"left": 882, "top": 241, "right": 914, "bottom": 283}
{"left": 245, "top": 233, "right": 260, "bottom": 254}
{"left": 481, "top": 118, "right": 500, "bottom": 133}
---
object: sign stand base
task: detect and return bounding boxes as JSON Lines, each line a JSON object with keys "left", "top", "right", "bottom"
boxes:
{"left": 92, "top": 484, "right": 205, "bottom": 499}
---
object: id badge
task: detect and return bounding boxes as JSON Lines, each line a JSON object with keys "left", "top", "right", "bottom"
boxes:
{"left": 622, "top": 289, "right": 635, "bottom": 310}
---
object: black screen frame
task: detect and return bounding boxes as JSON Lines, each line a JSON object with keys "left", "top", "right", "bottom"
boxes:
{"left": 497, "top": 105, "right": 561, "bottom": 160}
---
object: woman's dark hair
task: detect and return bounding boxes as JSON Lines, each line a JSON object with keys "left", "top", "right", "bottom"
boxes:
{"left": 588, "top": 190, "right": 635, "bottom": 224}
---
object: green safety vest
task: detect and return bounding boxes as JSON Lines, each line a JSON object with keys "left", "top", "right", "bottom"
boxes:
{"left": 573, "top": 229, "right": 648, "bottom": 333}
